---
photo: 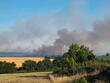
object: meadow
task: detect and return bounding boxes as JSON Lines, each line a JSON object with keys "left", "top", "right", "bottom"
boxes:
{"left": 96, "top": 56, "right": 110, "bottom": 61}
{"left": 0, "top": 71, "right": 98, "bottom": 83}
{"left": 0, "top": 72, "right": 52, "bottom": 83}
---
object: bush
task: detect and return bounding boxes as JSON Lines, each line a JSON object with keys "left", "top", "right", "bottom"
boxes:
{"left": 74, "top": 77, "right": 88, "bottom": 83}
{"left": 98, "top": 66, "right": 110, "bottom": 80}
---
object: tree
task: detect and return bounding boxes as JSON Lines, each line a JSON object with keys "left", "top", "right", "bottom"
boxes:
{"left": 106, "top": 53, "right": 110, "bottom": 56}
{"left": 53, "top": 56, "right": 64, "bottom": 68}
{"left": 0, "top": 61, "right": 16, "bottom": 73}
{"left": 67, "top": 44, "right": 79, "bottom": 61}
{"left": 37, "top": 58, "right": 53, "bottom": 71}
{"left": 53, "top": 43, "right": 96, "bottom": 75}
{"left": 76, "top": 45, "right": 95, "bottom": 62}
{"left": 22, "top": 60, "right": 37, "bottom": 72}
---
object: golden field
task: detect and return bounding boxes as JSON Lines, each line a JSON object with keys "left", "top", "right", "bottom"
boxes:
{"left": 0, "top": 57, "right": 53, "bottom": 67}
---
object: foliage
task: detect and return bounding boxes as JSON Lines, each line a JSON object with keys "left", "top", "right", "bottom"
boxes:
{"left": 53, "top": 56, "right": 64, "bottom": 68}
{"left": 66, "top": 44, "right": 96, "bottom": 63}
{"left": 0, "top": 61, "right": 16, "bottom": 73}
{"left": 21, "top": 60, "right": 37, "bottom": 72}
{"left": 74, "top": 77, "right": 88, "bottom": 83}
{"left": 98, "top": 66, "right": 110, "bottom": 80}
{"left": 85, "top": 66, "right": 110, "bottom": 83}
{"left": 37, "top": 58, "right": 53, "bottom": 71}
{"left": 53, "top": 43, "right": 96, "bottom": 75}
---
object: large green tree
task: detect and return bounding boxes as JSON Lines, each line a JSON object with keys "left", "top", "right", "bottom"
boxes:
{"left": 53, "top": 43, "right": 96, "bottom": 75}
{"left": 64, "top": 44, "right": 96, "bottom": 63}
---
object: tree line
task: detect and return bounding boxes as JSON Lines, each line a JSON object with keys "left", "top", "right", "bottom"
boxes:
{"left": 0, "top": 43, "right": 109, "bottom": 80}
{"left": 0, "top": 58, "right": 54, "bottom": 73}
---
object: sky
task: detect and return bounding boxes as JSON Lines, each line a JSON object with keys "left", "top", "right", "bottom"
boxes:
{"left": 0, "top": 0, "right": 109, "bottom": 28}
{"left": 0, "top": 0, "right": 71, "bottom": 28}
{"left": 0, "top": 0, "right": 110, "bottom": 55}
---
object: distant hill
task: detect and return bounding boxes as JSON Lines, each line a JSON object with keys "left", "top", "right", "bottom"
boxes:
{"left": 0, "top": 52, "right": 57, "bottom": 57}
{"left": 0, "top": 52, "right": 33, "bottom": 57}
{"left": 96, "top": 55, "right": 110, "bottom": 62}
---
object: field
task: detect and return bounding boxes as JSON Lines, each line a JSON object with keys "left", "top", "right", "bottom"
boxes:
{"left": 50, "top": 71, "right": 99, "bottom": 83}
{"left": 0, "top": 56, "right": 109, "bottom": 83}
{"left": 0, "top": 72, "right": 52, "bottom": 83}
{"left": 1, "top": 56, "right": 109, "bottom": 68}
{"left": 96, "top": 56, "right": 110, "bottom": 61}
{"left": 0, "top": 57, "right": 45, "bottom": 67}
{"left": 0, "top": 72, "right": 96, "bottom": 83}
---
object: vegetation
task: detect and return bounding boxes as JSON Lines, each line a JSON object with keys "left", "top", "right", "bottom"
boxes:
{"left": 0, "top": 72, "right": 51, "bottom": 83}
{"left": 0, "top": 61, "right": 16, "bottom": 73}
{"left": 96, "top": 55, "right": 110, "bottom": 63}
{"left": 52, "top": 43, "right": 110, "bottom": 83}
{"left": 21, "top": 60, "right": 37, "bottom": 72}
{"left": 37, "top": 58, "right": 53, "bottom": 72}
{"left": 74, "top": 77, "right": 88, "bottom": 83}
{"left": 0, "top": 43, "right": 110, "bottom": 83}
{"left": 84, "top": 66, "right": 110, "bottom": 83}
{"left": 53, "top": 44, "right": 96, "bottom": 76}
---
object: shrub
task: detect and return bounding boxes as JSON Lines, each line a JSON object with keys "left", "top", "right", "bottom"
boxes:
{"left": 74, "top": 77, "right": 88, "bottom": 83}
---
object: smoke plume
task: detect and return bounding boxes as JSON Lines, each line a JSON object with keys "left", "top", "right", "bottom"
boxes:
{"left": 36, "top": 18, "right": 110, "bottom": 56}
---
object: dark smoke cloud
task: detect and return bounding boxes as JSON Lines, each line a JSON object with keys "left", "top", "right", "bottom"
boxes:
{"left": 36, "top": 18, "right": 110, "bottom": 56}
{"left": 86, "top": 18, "right": 110, "bottom": 54}
{"left": 35, "top": 29, "right": 85, "bottom": 56}
{"left": 88, "top": 18, "right": 110, "bottom": 44}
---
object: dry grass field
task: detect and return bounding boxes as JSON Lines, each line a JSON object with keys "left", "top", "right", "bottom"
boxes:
{"left": 0, "top": 72, "right": 52, "bottom": 83}
{"left": 49, "top": 71, "right": 99, "bottom": 83}
{"left": 0, "top": 72, "right": 85, "bottom": 83}
{"left": 0, "top": 72, "right": 98, "bottom": 83}
{"left": 50, "top": 74, "right": 86, "bottom": 83}
{"left": 0, "top": 70, "right": 99, "bottom": 83}
{"left": 0, "top": 57, "right": 48, "bottom": 67}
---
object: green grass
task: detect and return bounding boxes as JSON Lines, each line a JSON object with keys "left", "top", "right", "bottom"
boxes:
{"left": 0, "top": 72, "right": 51, "bottom": 77}
{"left": 0, "top": 72, "right": 52, "bottom": 83}
{"left": 96, "top": 56, "right": 110, "bottom": 66}
{"left": 96, "top": 56, "right": 110, "bottom": 62}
